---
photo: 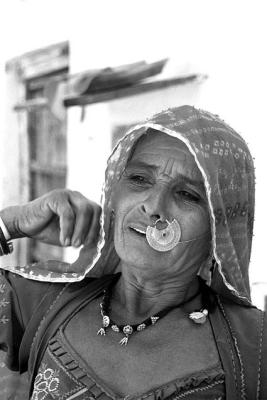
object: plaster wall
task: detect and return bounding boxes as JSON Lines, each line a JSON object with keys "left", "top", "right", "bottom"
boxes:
{"left": 0, "top": 0, "right": 266, "bottom": 305}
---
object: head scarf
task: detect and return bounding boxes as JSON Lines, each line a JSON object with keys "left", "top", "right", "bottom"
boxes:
{"left": 8, "top": 106, "right": 254, "bottom": 305}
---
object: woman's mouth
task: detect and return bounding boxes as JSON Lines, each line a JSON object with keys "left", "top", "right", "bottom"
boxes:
{"left": 129, "top": 226, "right": 146, "bottom": 237}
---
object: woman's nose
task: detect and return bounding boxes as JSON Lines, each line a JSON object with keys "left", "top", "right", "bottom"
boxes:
{"left": 141, "top": 186, "right": 168, "bottom": 221}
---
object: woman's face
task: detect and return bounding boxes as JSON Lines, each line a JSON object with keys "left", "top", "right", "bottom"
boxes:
{"left": 112, "top": 131, "right": 211, "bottom": 276}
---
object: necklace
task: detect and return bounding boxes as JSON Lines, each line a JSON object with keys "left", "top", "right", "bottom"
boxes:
{"left": 97, "top": 282, "right": 208, "bottom": 346}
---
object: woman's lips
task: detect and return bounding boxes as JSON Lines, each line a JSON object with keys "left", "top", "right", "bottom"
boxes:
{"left": 129, "top": 226, "right": 146, "bottom": 236}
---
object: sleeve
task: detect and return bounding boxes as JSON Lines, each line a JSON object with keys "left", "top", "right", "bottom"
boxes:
{"left": 259, "top": 310, "right": 267, "bottom": 397}
{"left": 0, "top": 269, "right": 64, "bottom": 371}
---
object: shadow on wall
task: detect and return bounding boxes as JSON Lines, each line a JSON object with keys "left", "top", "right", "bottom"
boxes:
{"left": 0, "top": 351, "right": 28, "bottom": 399}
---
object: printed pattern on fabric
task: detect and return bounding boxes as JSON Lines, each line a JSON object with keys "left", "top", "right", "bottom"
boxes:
{"left": 167, "top": 379, "right": 225, "bottom": 399}
{"left": 32, "top": 363, "right": 60, "bottom": 399}
{"left": 0, "top": 272, "right": 15, "bottom": 364}
{"left": 0, "top": 281, "right": 9, "bottom": 325}
{"left": 31, "top": 348, "right": 88, "bottom": 400}
{"left": 32, "top": 332, "right": 225, "bottom": 400}
{"left": 0, "top": 271, "right": 31, "bottom": 398}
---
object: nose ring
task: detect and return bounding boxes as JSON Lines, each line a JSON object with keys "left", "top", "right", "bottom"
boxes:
{"left": 146, "top": 218, "right": 181, "bottom": 252}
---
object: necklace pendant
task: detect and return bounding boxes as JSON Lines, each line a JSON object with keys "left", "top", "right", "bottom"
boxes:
{"left": 151, "top": 316, "right": 159, "bottom": 325}
{"left": 111, "top": 324, "right": 120, "bottom": 332}
{"left": 137, "top": 323, "right": 146, "bottom": 331}
{"left": 189, "top": 309, "right": 208, "bottom": 324}
{"left": 119, "top": 325, "right": 133, "bottom": 345}
{"left": 123, "top": 325, "right": 133, "bottom": 335}
{"left": 119, "top": 335, "right": 129, "bottom": 346}
{"left": 102, "top": 315, "right": 110, "bottom": 328}
{"left": 97, "top": 327, "right": 106, "bottom": 336}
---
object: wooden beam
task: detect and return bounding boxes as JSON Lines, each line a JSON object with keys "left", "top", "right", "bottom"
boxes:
{"left": 6, "top": 41, "right": 69, "bottom": 80}
{"left": 64, "top": 74, "right": 207, "bottom": 107}
{"left": 30, "top": 161, "right": 67, "bottom": 177}
{"left": 14, "top": 98, "right": 48, "bottom": 111}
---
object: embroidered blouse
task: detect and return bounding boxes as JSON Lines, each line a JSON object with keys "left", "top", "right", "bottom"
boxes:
{"left": 31, "top": 330, "right": 225, "bottom": 400}
{"left": 0, "top": 270, "right": 226, "bottom": 399}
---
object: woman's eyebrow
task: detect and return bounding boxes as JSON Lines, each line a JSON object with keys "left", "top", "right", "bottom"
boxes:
{"left": 126, "top": 161, "right": 205, "bottom": 189}
{"left": 175, "top": 175, "right": 205, "bottom": 191}
{"left": 125, "top": 160, "right": 156, "bottom": 172}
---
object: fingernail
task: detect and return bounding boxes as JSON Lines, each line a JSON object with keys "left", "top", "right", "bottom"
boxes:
{"left": 64, "top": 237, "right": 70, "bottom": 246}
{"left": 73, "top": 239, "right": 81, "bottom": 247}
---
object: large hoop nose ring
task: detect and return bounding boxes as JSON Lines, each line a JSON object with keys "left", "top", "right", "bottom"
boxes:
{"left": 146, "top": 218, "right": 181, "bottom": 252}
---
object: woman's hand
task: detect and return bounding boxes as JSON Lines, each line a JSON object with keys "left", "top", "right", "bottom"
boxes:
{"left": 0, "top": 189, "right": 101, "bottom": 247}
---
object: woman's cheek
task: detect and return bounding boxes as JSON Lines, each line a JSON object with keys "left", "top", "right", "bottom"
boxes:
{"left": 175, "top": 207, "right": 210, "bottom": 238}
{"left": 116, "top": 188, "right": 144, "bottom": 215}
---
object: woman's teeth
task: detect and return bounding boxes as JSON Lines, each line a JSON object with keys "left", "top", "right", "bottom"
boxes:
{"left": 132, "top": 227, "right": 145, "bottom": 235}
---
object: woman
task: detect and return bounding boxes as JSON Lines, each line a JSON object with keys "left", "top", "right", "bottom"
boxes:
{"left": 0, "top": 105, "right": 266, "bottom": 399}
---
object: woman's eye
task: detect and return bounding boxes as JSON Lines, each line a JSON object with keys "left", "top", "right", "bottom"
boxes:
{"left": 177, "top": 191, "right": 200, "bottom": 202}
{"left": 129, "top": 175, "right": 149, "bottom": 185}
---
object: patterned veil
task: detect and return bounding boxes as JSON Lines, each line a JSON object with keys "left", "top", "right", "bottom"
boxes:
{"left": 4, "top": 106, "right": 255, "bottom": 304}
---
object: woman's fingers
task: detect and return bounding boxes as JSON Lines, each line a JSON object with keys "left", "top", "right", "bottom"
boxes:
{"left": 61, "top": 190, "right": 101, "bottom": 247}
{"left": 57, "top": 202, "right": 76, "bottom": 246}
{"left": 20, "top": 189, "right": 102, "bottom": 247}
{"left": 70, "top": 204, "right": 92, "bottom": 247}
{"left": 0, "top": 189, "right": 101, "bottom": 247}
{"left": 84, "top": 202, "right": 102, "bottom": 246}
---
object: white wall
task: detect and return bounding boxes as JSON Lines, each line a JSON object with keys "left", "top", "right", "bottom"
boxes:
{"left": 0, "top": 0, "right": 266, "bottom": 302}
{"left": 67, "top": 103, "right": 112, "bottom": 203}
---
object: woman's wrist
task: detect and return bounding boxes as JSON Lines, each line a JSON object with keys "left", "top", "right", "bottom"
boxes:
{"left": 0, "top": 206, "right": 21, "bottom": 241}
{"left": 0, "top": 211, "right": 14, "bottom": 255}
{"left": 0, "top": 216, "right": 11, "bottom": 240}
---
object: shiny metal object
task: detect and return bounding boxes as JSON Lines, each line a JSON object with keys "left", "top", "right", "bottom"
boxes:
{"left": 146, "top": 219, "right": 181, "bottom": 252}
{"left": 189, "top": 309, "right": 208, "bottom": 324}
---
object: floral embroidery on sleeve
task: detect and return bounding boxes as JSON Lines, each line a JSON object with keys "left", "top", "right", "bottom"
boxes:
{"left": 0, "top": 281, "right": 9, "bottom": 324}
{"left": 32, "top": 363, "right": 60, "bottom": 400}
{"left": 0, "top": 283, "right": 6, "bottom": 293}
{"left": 0, "top": 298, "right": 9, "bottom": 308}
{"left": 0, "top": 315, "right": 9, "bottom": 324}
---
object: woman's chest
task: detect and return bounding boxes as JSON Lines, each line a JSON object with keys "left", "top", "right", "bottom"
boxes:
{"left": 60, "top": 299, "right": 222, "bottom": 397}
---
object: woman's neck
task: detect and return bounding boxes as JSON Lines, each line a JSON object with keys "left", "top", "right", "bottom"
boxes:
{"left": 111, "top": 263, "right": 202, "bottom": 323}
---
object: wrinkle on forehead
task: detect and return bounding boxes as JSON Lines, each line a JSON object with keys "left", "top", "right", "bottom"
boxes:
{"left": 130, "top": 131, "right": 203, "bottom": 183}
{"left": 162, "top": 158, "right": 177, "bottom": 179}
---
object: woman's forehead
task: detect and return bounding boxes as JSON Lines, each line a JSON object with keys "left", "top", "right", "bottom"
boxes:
{"left": 131, "top": 131, "right": 191, "bottom": 158}
{"left": 128, "top": 131, "right": 203, "bottom": 182}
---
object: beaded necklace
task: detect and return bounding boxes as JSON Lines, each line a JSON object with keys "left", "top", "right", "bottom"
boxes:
{"left": 97, "top": 282, "right": 208, "bottom": 345}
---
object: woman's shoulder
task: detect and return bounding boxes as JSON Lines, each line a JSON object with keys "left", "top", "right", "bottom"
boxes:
{"left": 214, "top": 296, "right": 267, "bottom": 397}
{"left": 218, "top": 296, "right": 265, "bottom": 326}
{"left": 214, "top": 295, "right": 266, "bottom": 355}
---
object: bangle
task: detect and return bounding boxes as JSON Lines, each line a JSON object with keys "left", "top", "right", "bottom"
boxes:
{"left": 0, "top": 226, "right": 13, "bottom": 256}
{"left": 0, "top": 216, "right": 11, "bottom": 240}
